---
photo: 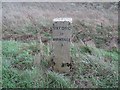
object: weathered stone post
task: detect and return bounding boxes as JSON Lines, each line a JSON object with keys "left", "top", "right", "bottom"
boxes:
{"left": 52, "top": 18, "right": 72, "bottom": 73}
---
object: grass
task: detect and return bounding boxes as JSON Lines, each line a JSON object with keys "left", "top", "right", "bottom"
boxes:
{"left": 2, "top": 2, "right": 118, "bottom": 88}
{"left": 2, "top": 40, "right": 118, "bottom": 88}
{"left": 70, "top": 44, "right": 118, "bottom": 88}
{"left": 2, "top": 40, "right": 75, "bottom": 88}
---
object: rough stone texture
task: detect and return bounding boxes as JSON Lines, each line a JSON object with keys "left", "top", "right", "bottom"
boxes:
{"left": 52, "top": 18, "right": 72, "bottom": 73}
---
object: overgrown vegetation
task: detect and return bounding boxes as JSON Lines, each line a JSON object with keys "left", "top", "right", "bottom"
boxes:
{"left": 2, "top": 2, "right": 118, "bottom": 88}
{"left": 2, "top": 21, "right": 118, "bottom": 88}
{"left": 2, "top": 40, "right": 118, "bottom": 88}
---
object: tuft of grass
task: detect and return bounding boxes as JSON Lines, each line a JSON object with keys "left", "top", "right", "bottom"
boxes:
{"left": 46, "top": 71, "right": 75, "bottom": 88}
{"left": 2, "top": 40, "right": 22, "bottom": 57}
{"left": 71, "top": 45, "right": 118, "bottom": 88}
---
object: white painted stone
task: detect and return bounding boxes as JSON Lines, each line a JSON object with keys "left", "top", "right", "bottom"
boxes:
{"left": 52, "top": 18, "right": 72, "bottom": 73}
{"left": 53, "top": 18, "right": 72, "bottom": 23}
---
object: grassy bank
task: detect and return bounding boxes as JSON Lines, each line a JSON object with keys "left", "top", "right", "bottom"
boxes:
{"left": 2, "top": 40, "right": 118, "bottom": 88}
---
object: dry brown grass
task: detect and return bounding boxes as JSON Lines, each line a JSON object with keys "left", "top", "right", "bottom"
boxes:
{"left": 2, "top": 2, "right": 118, "bottom": 35}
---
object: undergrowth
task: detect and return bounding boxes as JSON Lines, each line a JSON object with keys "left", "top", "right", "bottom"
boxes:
{"left": 2, "top": 40, "right": 118, "bottom": 88}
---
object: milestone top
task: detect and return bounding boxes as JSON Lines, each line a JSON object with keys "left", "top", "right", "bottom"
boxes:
{"left": 53, "top": 18, "right": 72, "bottom": 23}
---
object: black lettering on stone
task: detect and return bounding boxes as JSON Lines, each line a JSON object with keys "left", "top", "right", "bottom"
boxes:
{"left": 53, "top": 38, "right": 70, "bottom": 42}
{"left": 53, "top": 27, "right": 71, "bottom": 30}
